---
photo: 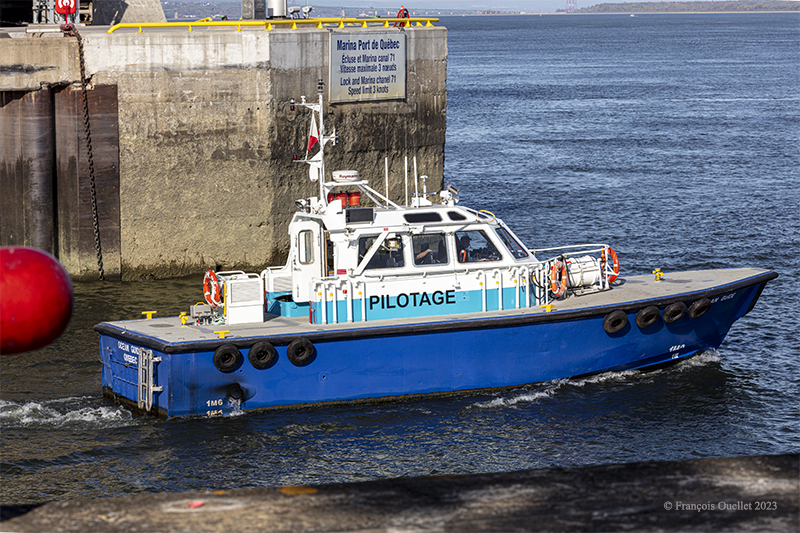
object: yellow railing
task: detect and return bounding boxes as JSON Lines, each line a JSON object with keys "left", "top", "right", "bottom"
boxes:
{"left": 107, "top": 17, "right": 439, "bottom": 34}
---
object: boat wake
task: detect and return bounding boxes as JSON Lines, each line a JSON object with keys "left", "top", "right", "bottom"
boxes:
{"left": 227, "top": 398, "right": 245, "bottom": 417}
{"left": 471, "top": 349, "right": 722, "bottom": 409}
{"left": 673, "top": 349, "right": 721, "bottom": 370}
{"left": 472, "top": 384, "right": 565, "bottom": 408}
{"left": 0, "top": 397, "right": 138, "bottom": 429}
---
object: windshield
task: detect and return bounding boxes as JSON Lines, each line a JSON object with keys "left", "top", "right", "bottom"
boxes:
{"left": 495, "top": 227, "right": 528, "bottom": 259}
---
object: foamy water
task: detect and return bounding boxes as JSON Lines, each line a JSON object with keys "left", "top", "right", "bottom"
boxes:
{"left": 472, "top": 350, "right": 725, "bottom": 409}
{"left": 0, "top": 398, "right": 138, "bottom": 429}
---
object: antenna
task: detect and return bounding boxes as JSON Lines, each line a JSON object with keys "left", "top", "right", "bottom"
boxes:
{"left": 404, "top": 156, "right": 409, "bottom": 206}
{"left": 413, "top": 156, "right": 418, "bottom": 206}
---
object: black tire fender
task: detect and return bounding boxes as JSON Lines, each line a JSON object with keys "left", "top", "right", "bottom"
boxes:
{"left": 603, "top": 310, "right": 628, "bottom": 334}
{"left": 663, "top": 301, "right": 687, "bottom": 324}
{"left": 287, "top": 337, "right": 316, "bottom": 366}
{"left": 635, "top": 306, "right": 661, "bottom": 329}
{"left": 248, "top": 340, "right": 277, "bottom": 370}
{"left": 688, "top": 298, "right": 712, "bottom": 319}
{"left": 213, "top": 344, "right": 242, "bottom": 373}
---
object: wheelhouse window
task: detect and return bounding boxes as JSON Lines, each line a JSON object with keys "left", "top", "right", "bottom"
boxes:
{"left": 455, "top": 230, "right": 502, "bottom": 263}
{"left": 412, "top": 233, "right": 448, "bottom": 266}
{"left": 299, "top": 230, "right": 314, "bottom": 264}
{"left": 495, "top": 227, "right": 529, "bottom": 259}
{"left": 358, "top": 235, "right": 405, "bottom": 269}
{"left": 404, "top": 212, "right": 442, "bottom": 223}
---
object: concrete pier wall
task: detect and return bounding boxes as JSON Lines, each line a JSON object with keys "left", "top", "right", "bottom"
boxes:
{"left": 0, "top": 88, "right": 56, "bottom": 255}
{"left": 54, "top": 83, "right": 122, "bottom": 279}
{"left": 0, "top": 25, "right": 447, "bottom": 280}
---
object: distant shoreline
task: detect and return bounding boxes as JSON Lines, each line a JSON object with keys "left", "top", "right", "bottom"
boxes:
{"left": 160, "top": 1, "right": 799, "bottom": 21}
{"left": 571, "top": 0, "right": 799, "bottom": 15}
{"left": 450, "top": 11, "right": 800, "bottom": 16}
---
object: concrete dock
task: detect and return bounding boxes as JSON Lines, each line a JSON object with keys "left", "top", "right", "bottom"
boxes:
{"left": 2, "top": 454, "right": 797, "bottom": 532}
{"left": 1, "top": 21, "right": 447, "bottom": 280}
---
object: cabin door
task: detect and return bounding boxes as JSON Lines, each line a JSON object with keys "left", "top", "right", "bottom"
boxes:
{"left": 292, "top": 219, "right": 325, "bottom": 302}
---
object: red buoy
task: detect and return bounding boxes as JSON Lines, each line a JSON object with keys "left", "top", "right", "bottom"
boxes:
{"left": 0, "top": 247, "right": 74, "bottom": 355}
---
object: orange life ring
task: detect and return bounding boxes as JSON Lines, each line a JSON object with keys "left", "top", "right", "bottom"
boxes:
{"left": 604, "top": 247, "right": 620, "bottom": 284}
{"left": 550, "top": 260, "right": 568, "bottom": 298}
{"left": 394, "top": 7, "right": 409, "bottom": 26}
{"left": 203, "top": 270, "right": 221, "bottom": 308}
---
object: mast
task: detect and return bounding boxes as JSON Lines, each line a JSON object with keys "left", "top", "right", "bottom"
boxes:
{"left": 316, "top": 78, "right": 325, "bottom": 203}
{"left": 293, "top": 79, "right": 336, "bottom": 206}
{"left": 291, "top": 80, "right": 399, "bottom": 212}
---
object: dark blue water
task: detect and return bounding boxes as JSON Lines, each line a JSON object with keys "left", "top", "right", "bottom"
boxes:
{"left": 2, "top": 14, "right": 798, "bottom": 505}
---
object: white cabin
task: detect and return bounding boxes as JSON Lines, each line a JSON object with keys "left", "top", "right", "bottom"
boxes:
{"left": 200, "top": 85, "right": 618, "bottom": 326}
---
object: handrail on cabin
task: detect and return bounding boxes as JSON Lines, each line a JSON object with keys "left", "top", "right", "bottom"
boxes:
{"left": 107, "top": 17, "right": 439, "bottom": 34}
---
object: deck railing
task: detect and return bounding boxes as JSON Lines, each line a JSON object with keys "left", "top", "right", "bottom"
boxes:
{"left": 107, "top": 17, "right": 439, "bottom": 34}
{"left": 310, "top": 263, "right": 556, "bottom": 325}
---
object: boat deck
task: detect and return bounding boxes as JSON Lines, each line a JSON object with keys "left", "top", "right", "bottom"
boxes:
{"left": 96, "top": 268, "right": 775, "bottom": 350}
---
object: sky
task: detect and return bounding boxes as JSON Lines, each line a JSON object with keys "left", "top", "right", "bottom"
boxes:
{"left": 316, "top": 1, "right": 577, "bottom": 12}
{"left": 187, "top": 0, "right": 800, "bottom": 16}
{"left": 309, "top": 0, "right": 800, "bottom": 13}
{"left": 176, "top": 0, "right": 592, "bottom": 15}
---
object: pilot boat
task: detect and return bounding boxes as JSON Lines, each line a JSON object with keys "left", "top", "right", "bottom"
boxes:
{"left": 95, "top": 84, "right": 777, "bottom": 418}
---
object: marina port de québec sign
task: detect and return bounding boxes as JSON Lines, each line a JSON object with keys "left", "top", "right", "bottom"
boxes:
{"left": 329, "top": 32, "right": 406, "bottom": 103}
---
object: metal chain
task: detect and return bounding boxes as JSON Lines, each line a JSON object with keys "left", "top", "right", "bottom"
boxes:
{"left": 65, "top": 26, "right": 104, "bottom": 280}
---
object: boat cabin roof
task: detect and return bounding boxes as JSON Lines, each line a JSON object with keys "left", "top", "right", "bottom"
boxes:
{"left": 291, "top": 201, "right": 537, "bottom": 275}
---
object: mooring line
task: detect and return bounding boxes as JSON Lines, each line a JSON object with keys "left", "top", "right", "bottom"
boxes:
{"left": 64, "top": 25, "right": 104, "bottom": 280}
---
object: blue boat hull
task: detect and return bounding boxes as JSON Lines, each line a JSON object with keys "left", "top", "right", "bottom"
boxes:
{"left": 98, "top": 272, "right": 773, "bottom": 418}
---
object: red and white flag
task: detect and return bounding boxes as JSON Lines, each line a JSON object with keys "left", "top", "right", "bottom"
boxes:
{"left": 308, "top": 116, "right": 319, "bottom": 151}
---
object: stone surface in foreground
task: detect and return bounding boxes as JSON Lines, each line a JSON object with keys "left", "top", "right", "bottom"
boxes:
{"left": 3, "top": 454, "right": 798, "bottom": 532}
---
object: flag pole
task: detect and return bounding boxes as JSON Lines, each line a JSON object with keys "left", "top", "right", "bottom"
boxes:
{"left": 317, "top": 81, "right": 325, "bottom": 203}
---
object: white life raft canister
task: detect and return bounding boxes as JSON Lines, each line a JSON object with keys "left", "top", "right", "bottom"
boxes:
{"left": 566, "top": 255, "right": 603, "bottom": 288}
